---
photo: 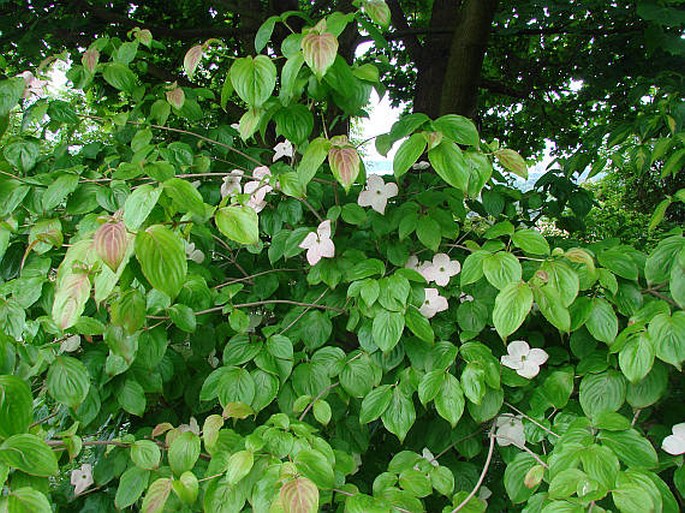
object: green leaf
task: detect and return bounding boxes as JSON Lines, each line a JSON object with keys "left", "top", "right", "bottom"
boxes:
{"left": 416, "top": 216, "right": 441, "bottom": 251}
{"left": 168, "top": 432, "right": 201, "bottom": 475}
{"left": 230, "top": 55, "right": 277, "bottom": 107}
{"left": 512, "top": 229, "right": 550, "bottom": 256}
{"left": 295, "top": 448, "right": 334, "bottom": 488}
{"left": 102, "top": 63, "right": 138, "bottom": 92}
{"left": 360, "top": 385, "right": 393, "bottom": 424}
{"left": 418, "top": 371, "right": 443, "bottom": 405}
{"left": 618, "top": 333, "right": 655, "bottom": 384}
{"left": 586, "top": 298, "right": 618, "bottom": 344}
{"left": 504, "top": 453, "right": 539, "bottom": 503}
{"left": 542, "top": 368, "right": 574, "bottom": 409}
{"left": 434, "top": 373, "right": 465, "bottom": 427}
{"left": 428, "top": 141, "right": 469, "bottom": 191}
{"left": 393, "top": 133, "right": 426, "bottom": 178}
{"left": 141, "top": 477, "right": 172, "bottom": 513}
{"left": 47, "top": 356, "right": 90, "bottom": 409}
{"left": 345, "top": 493, "right": 392, "bottom": 513}
{"left": 163, "top": 178, "right": 205, "bottom": 217}
{"left": 433, "top": 114, "right": 479, "bottom": 146}
{"left": 215, "top": 205, "right": 259, "bottom": 246}
{"left": 598, "top": 430, "right": 658, "bottom": 469}
{"left": 598, "top": 248, "right": 638, "bottom": 281}
{"left": 649, "top": 198, "right": 671, "bottom": 231}
{"left": 483, "top": 251, "right": 522, "bottom": 290}
{"left": 226, "top": 450, "right": 254, "bottom": 484}
{"left": 0, "top": 78, "right": 25, "bottom": 117}
{"left": 493, "top": 282, "right": 533, "bottom": 339}
{"left": 534, "top": 286, "right": 571, "bottom": 332}
{"left": 579, "top": 370, "right": 626, "bottom": 418}
{"left": 274, "top": 104, "right": 314, "bottom": 145}
{"left": 280, "top": 53, "right": 305, "bottom": 105}
{"left": 115, "top": 466, "right": 150, "bottom": 509}
{"left": 548, "top": 468, "right": 587, "bottom": 499}
{"left": 461, "top": 251, "right": 487, "bottom": 286}
{"left": 405, "top": 305, "right": 434, "bottom": 343}
{"left": 3, "top": 139, "right": 39, "bottom": 172}
{"left": 296, "top": 137, "right": 331, "bottom": 183}
{"left": 7, "top": 487, "right": 52, "bottom": 513}
{"left": 172, "top": 471, "right": 199, "bottom": 505}
{"left": 580, "top": 445, "right": 620, "bottom": 489}
{"left": 135, "top": 225, "right": 187, "bottom": 299}
{"left": 43, "top": 173, "right": 79, "bottom": 211}
{"left": 612, "top": 483, "right": 654, "bottom": 513}
{"left": 169, "top": 304, "right": 197, "bottom": 333}
{"left": 0, "top": 434, "right": 58, "bottom": 476}
{"left": 381, "top": 387, "right": 416, "bottom": 442}
{"left": 649, "top": 312, "right": 685, "bottom": 369}
{"left": 255, "top": 16, "right": 279, "bottom": 53}
{"left": 626, "top": 363, "right": 669, "bottom": 408}
{"left": 348, "top": 259, "right": 385, "bottom": 280}
{"left": 131, "top": 440, "right": 161, "bottom": 470}
{"left": 340, "top": 352, "right": 375, "bottom": 398}
{"left": 217, "top": 366, "right": 256, "bottom": 407}
{"left": 118, "top": 379, "right": 146, "bottom": 416}
{"left": 123, "top": 184, "right": 162, "bottom": 230}
{"left": 372, "top": 310, "right": 405, "bottom": 352}
{"left": 0, "top": 375, "right": 33, "bottom": 438}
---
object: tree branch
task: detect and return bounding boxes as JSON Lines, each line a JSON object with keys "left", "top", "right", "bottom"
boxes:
{"left": 385, "top": 0, "right": 423, "bottom": 62}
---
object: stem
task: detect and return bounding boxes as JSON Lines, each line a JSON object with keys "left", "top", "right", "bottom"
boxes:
{"left": 214, "top": 268, "right": 298, "bottom": 289}
{"left": 505, "top": 402, "right": 560, "bottom": 438}
{"left": 298, "top": 382, "right": 339, "bottom": 421}
{"left": 279, "top": 289, "right": 329, "bottom": 335}
{"left": 29, "top": 411, "right": 61, "bottom": 429}
{"left": 496, "top": 436, "right": 549, "bottom": 468}
{"left": 450, "top": 427, "right": 496, "bottom": 513}
{"left": 146, "top": 299, "right": 344, "bottom": 320}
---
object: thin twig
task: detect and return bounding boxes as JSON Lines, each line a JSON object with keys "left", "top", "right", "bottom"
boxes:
{"left": 29, "top": 411, "right": 61, "bottom": 429}
{"left": 450, "top": 426, "right": 496, "bottom": 513}
{"left": 146, "top": 299, "right": 343, "bottom": 320}
{"left": 214, "top": 268, "right": 298, "bottom": 289}
{"left": 495, "top": 436, "right": 549, "bottom": 468}
{"left": 298, "top": 382, "right": 339, "bottom": 421}
{"left": 505, "top": 402, "right": 560, "bottom": 438}
{"left": 279, "top": 290, "right": 329, "bottom": 336}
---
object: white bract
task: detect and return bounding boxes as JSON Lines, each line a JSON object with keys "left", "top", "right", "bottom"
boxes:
{"left": 412, "top": 160, "right": 430, "bottom": 170}
{"left": 185, "top": 242, "right": 205, "bottom": 264}
{"left": 495, "top": 414, "right": 526, "bottom": 448}
{"left": 244, "top": 166, "right": 273, "bottom": 212}
{"left": 71, "top": 463, "right": 94, "bottom": 496}
{"left": 299, "top": 220, "right": 335, "bottom": 265}
{"left": 419, "top": 288, "right": 448, "bottom": 318}
{"left": 421, "top": 447, "right": 439, "bottom": 467}
{"left": 405, "top": 255, "right": 433, "bottom": 282}
{"left": 501, "top": 340, "right": 549, "bottom": 379}
{"left": 220, "top": 169, "right": 243, "bottom": 198}
{"left": 357, "top": 174, "right": 398, "bottom": 214}
{"left": 18, "top": 70, "right": 47, "bottom": 98}
{"left": 272, "top": 140, "right": 293, "bottom": 162}
{"left": 423, "top": 253, "right": 461, "bottom": 286}
{"left": 662, "top": 423, "right": 685, "bottom": 455}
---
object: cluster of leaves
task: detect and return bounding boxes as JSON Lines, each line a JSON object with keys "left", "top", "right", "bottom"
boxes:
{"left": 0, "top": 2, "right": 684, "bottom": 513}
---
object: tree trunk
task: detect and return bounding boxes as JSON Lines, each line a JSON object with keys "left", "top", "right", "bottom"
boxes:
{"left": 413, "top": 0, "right": 499, "bottom": 119}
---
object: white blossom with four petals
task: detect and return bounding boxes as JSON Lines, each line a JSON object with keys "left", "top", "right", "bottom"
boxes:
{"left": 501, "top": 340, "right": 549, "bottom": 379}
{"left": 220, "top": 169, "right": 243, "bottom": 198}
{"left": 272, "top": 140, "right": 294, "bottom": 162}
{"left": 419, "top": 288, "right": 449, "bottom": 318}
{"left": 299, "top": 220, "right": 335, "bottom": 265}
{"left": 405, "top": 255, "right": 434, "bottom": 282}
{"left": 71, "top": 463, "right": 94, "bottom": 496}
{"left": 422, "top": 253, "right": 461, "bottom": 286}
{"left": 662, "top": 423, "right": 685, "bottom": 455}
{"left": 357, "top": 174, "right": 398, "bottom": 214}
{"left": 495, "top": 414, "right": 526, "bottom": 448}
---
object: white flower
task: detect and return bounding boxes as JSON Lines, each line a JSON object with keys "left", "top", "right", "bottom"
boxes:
{"left": 412, "top": 161, "right": 430, "bottom": 170}
{"left": 500, "top": 340, "right": 549, "bottom": 379}
{"left": 221, "top": 169, "right": 243, "bottom": 198}
{"left": 459, "top": 293, "right": 474, "bottom": 303}
{"left": 185, "top": 242, "right": 205, "bottom": 264}
{"left": 357, "top": 174, "right": 398, "bottom": 215}
{"left": 405, "top": 255, "right": 433, "bottom": 281}
{"left": 495, "top": 414, "right": 526, "bottom": 448}
{"left": 299, "top": 220, "right": 335, "bottom": 265}
{"left": 273, "top": 140, "right": 294, "bottom": 162}
{"left": 178, "top": 417, "right": 200, "bottom": 435}
{"left": 479, "top": 486, "right": 492, "bottom": 502}
{"left": 422, "top": 253, "right": 461, "bottom": 286}
{"left": 18, "top": 71, "right": 47, "bottom": 98}
{"left": 243, "top": 166, "right": 273, "bottom": 213}
{"left": 419, "top": 288, "right": 448, "bottom": 318}
{"left": 662, "top": 423, "right": 685, "bottom": 455}
{"left": 230, "top": 122, "right": 240, "bottom": 131}
{"left": 70, "top": 463, "right": 94, "bottom": 496}
{"left": 421, "top": 448, "right": 439, "bottom": 467}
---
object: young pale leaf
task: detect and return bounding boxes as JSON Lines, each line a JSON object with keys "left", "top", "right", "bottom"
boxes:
{"left": 328, "top": 140, "right": 360, "bottom": 191}
{"left": 168, "top": 432, "right": 201, "bottom": 476}
{"left": 52, "top": 271, "right": 90, "bottom": 331}
{"left": 172, "top": 471, "right": 199, "bottom": 505}
{"left": 362, "top": 0, "right": 391, "bottom": 29}
{"left": 94, "top": 221, "right": 128, "bottom": 271}
{"left": 301, "top": 30, "right": 338, "bottom": 80}
{"left": 183, "top": 45, "right": 203, "bottom": 79}
{"left": 123, "top": 184, "right": 162, "bottom": 230}
{"left": 215, "top": 205, "right": 259, "bottom": 245}
{"left": 135, "top": 225, "right": 187, "bottom": 299}
{"left": 495, "top": 148, "right": 528, "bottom": 179}
{"left": 142, "top": 478, "right": 172, "bottom": 513}
{"left": 226, "top": 450, "right": 254, "bottom": 484}
{"left": 280, "top": 477, "right": 319, "bottom": 513}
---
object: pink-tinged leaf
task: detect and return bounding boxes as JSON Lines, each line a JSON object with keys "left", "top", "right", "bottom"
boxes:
{"left": 52, "top": 272, "right": 91, "bottom": 330}
{"left": 362, "top": 0, "right": 392, "bottom": 30}
{"left": 166, "top": 86, "right": 185, "bottom": 110}
{"left": 423, "top": 131, "right": 443, "bottom": 151}
{"left": 183, "top": 45, "right": 203, "bottom": 80}
{"left": 94, "top": 221, "right": 128, "bottom": 271}
{"left": 495, "top": 148, "right": 528, "bottom": 179}
{"left": 142, "top": 478, "right": 172, "bottom": 513}
{"left": 136, "top": 29, "right": 153, "bottom": 47}
{"left": 301, "top": 31, "right": 338, "bottom": 79}
{"left": 280, "top": 477, "right": 319, "bottom": 513}
{"left": 151, "top": 422, "right": 174, "bottom": 438}
{"left": 328, "top": 144, "right": 360, "bottom": 192}
{"left": 81, "top": 49, "right": 100, "bottom": 74}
